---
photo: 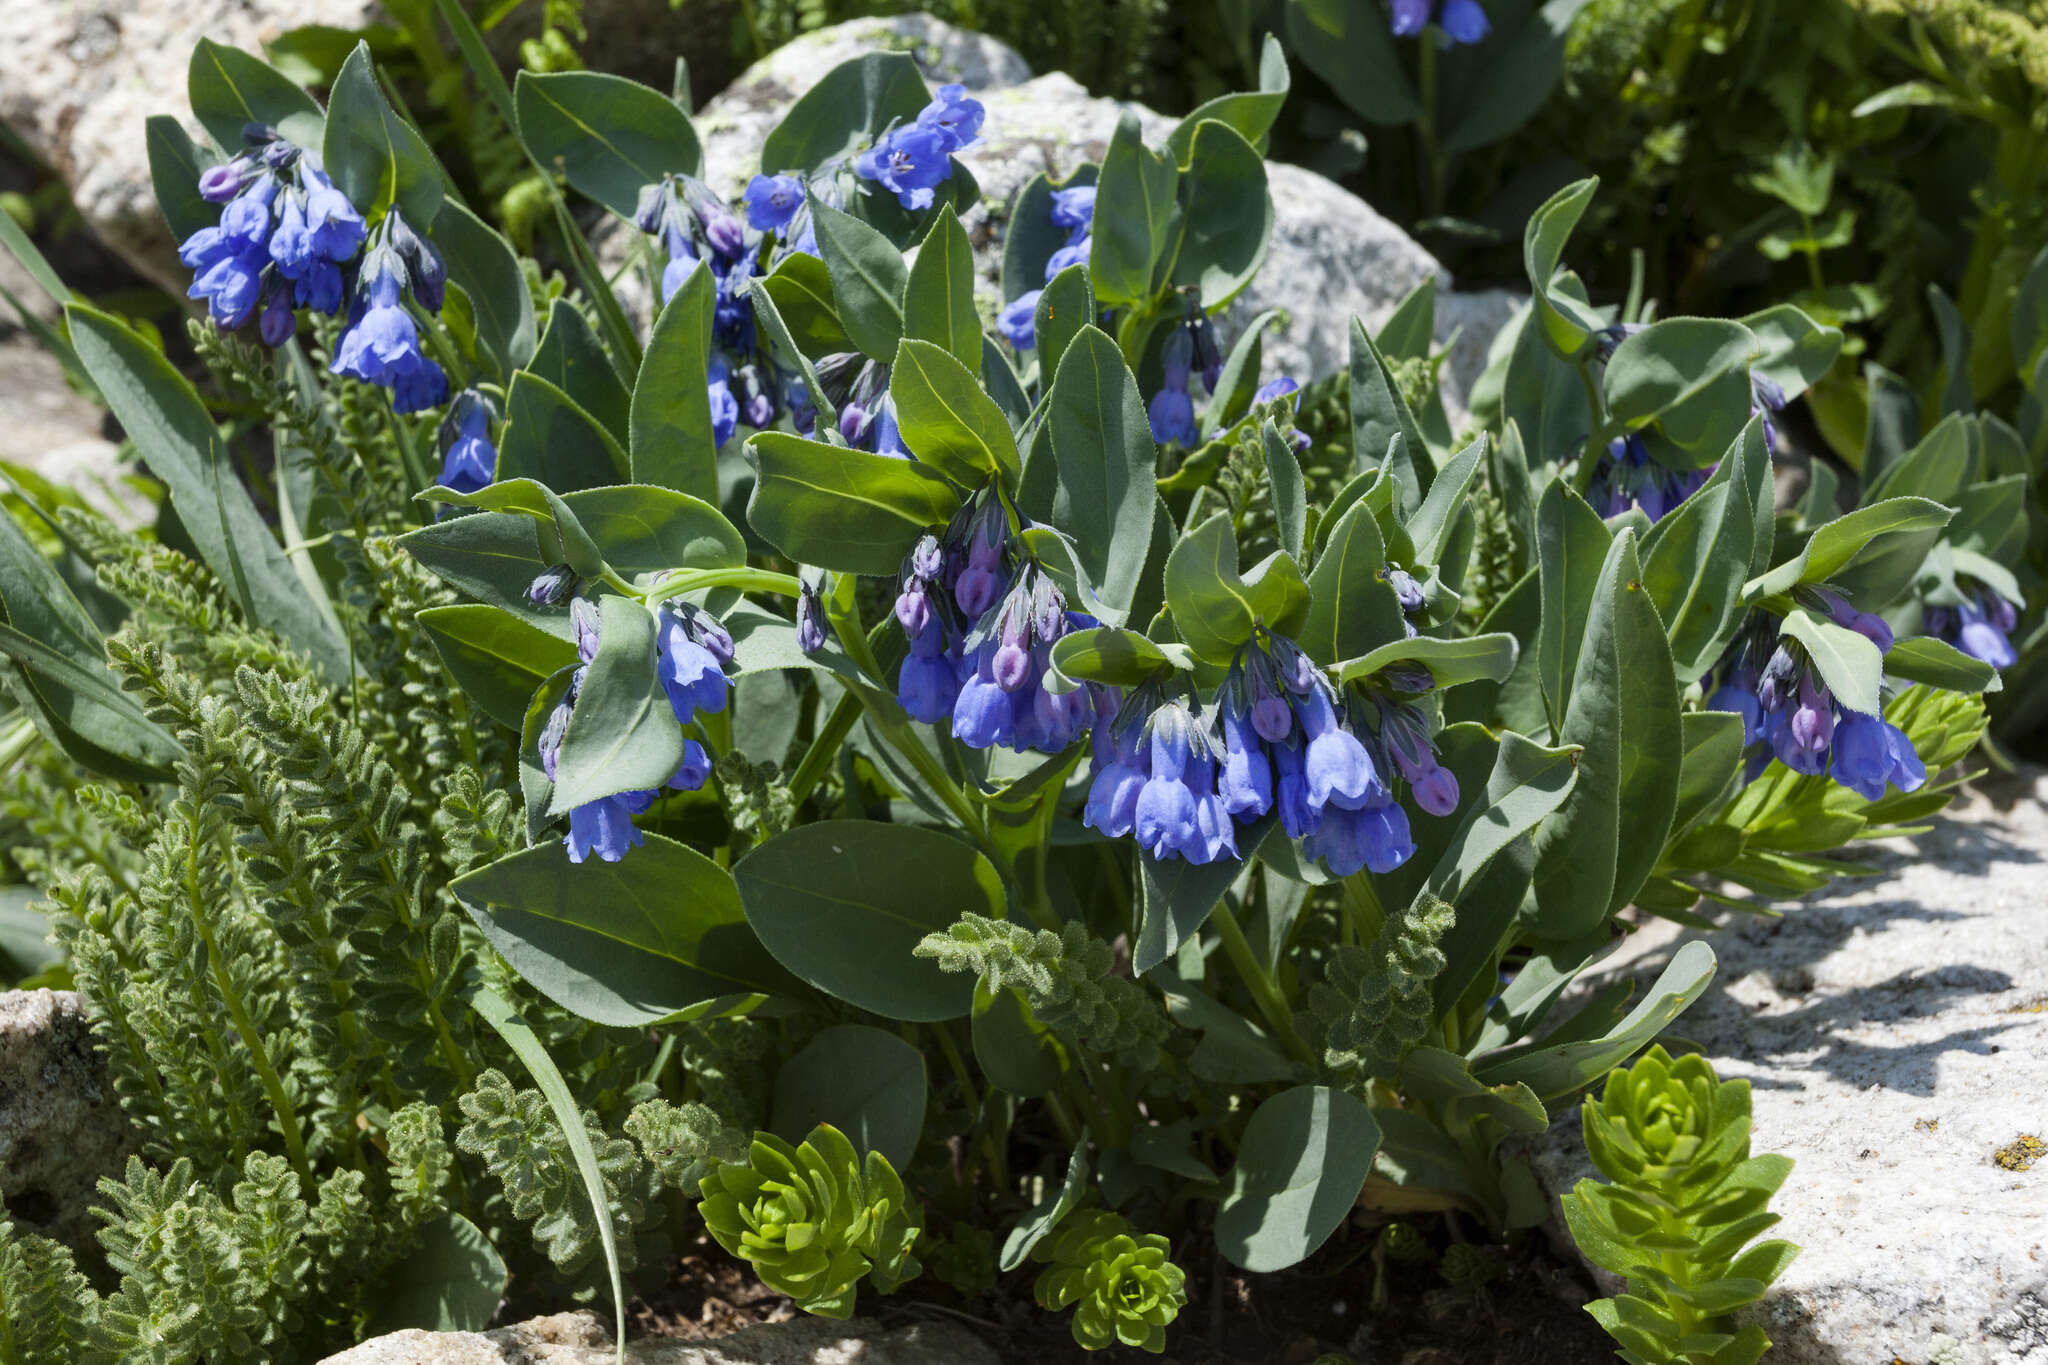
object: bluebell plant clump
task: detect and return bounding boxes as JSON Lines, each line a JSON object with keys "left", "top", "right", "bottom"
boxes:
{"left": 181, "top": 125, "right": 364, "bottom": 343}
{"left": 533, "top": 595, "right": 726, "bottom": 863}
{"left": 1390, "top": 0, "right": 1491, "bottom": 44}
{"left": 1704, "top": 597, "right": 1926, "bottom": 801}
{"left": 854, "top": 83, "right": 983, "bottom": 210}
{"left": 892, "top": 495, "right": 1109, "bottom": 754}
{"left": 1000, "top": 183, "right": 1098, "bottom": 352}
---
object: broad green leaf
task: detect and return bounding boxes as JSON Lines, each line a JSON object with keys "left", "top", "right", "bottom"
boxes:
{"left": 515, "top": 70, "right": 702, "bottom": 218}
{"left": 1047, "top": 327, "right": 1158, "bottom": 616}
{"left": 1884, "top": 636, "right": 2000, "bottom": 694}
{"left": 1334, "top": 633, "right": 1519, "bottom": 689}
{"left": 417, "top": 604, "right": 578, "bottom": 731}
{"left": 1475, "top": 941, "right": 1717, "bottom": 1101}
{"left": 1742, "top": 498, "right": 1952, "bottom": 600}
{"left": 1671, "top": 710, "right": 1744, "bottom": 837}
{"left": 901, "top": 205, "right": 981, "bottom": 366}
{"left": 1262, "top": 421, "right": 1307, "bottom": 561}
{"left": 531, "top": 296, "right": 631, "bottom": 446}
{"left": 66, "top": 304, "right": 348, "bottom": 680}
{"left": 1090, "top": 112, "right": 1179, "bottom": 306}
{"left": 1135, "top": 817, "right": 1273, "bottom": 974}
{"left": 550, "top": 594, "right": 685, "bottom": 812}
{"left": 745, "top": 433, "right": 958, "bottom": 575}
{"left": 1170, "top": 120, "right": 1271, "bottom": 308}
{"left": 1204, "top": 308, "right": 1286, "bottom": 431}
{"left": 1047, "top": 627, "right": 1194, "bottom": 691}
{"left": 1441, "top": 0, "right": 1591, "bottom": 154}
{"left": 1168, "top": 35, "right": 1291, "bottom": 161}
{"left": 188, "top": 38, "right": 324, "bottom": 152}
{"left": 1865, "top": 413, "right": 1974, "bottom": 508}
{"left": 1349, "top": 318, "right": 1431, "bottom": 513}
{"left": 1407, "top": 436, "right": 1485, "bottom": 568}
{"left": 1216, "top": 1085, "right": 1380, "bottom": 1272}
{"left": 999, "top": 1139, "right": 1091, "bottom": 1271}
{"left": 560, "top": 483, "right": 743, "bottom": 574}
{"left": 972, "top": 983, "right": 1065, "bottom": 1098}
{"left": 734, "top": 821, "right": 996, "bottom": 1021}
{"left": 630, "top": 260, "right": 719, "bottom": 500}
{"left": 1035, "top": 264, "right": 1092, "bottom": 388}
{"left": 1284, "top": 0, "right": 1420, "bottom": 124}
{"left": 1742, "top": 304, "right": 1842, "bottom": 402}
{"left": 145, "top": 116, "right": 216, "bottom": 244}
{"left": 323, "top": 42, "right": 441, "bottom": 224}
{"left": 398, "top": 511, "right": 563, "bottom": 637}
{"left": 1605, "top": 318, "right": 1758, "bottom": 430}
{"left": 1640, "top": 418, "right": 1772, "bottom": 684}
{"left": 1534, "top": 479, "right": 1613, "bottom": 732}
{"left": 433, "top": 200, "right": 537, "bottom": 382}
{"left": 458, "top": 834, "right": 797, "bottom": 1027}
{"left": 1164, "top": 514, "right": 1308, "bottom": 665}
{"left": 889, "top": 339, "right": 1020, "bottom": 490}
{"left": 757, "top": 251, "right": 852, "bottom": 360}
{"left": 1412, "top": 733, "right": 1577, "bottom": 911}
{"left": 1532, "top": 530, "right": 1682, "bottom": 939}
{"left": 1523, "top": 177, "right": 1605, "bottom": 356}
{"left": 771, "top": 1025, "right": 926, "bottom": 1173}
{"left": 497, "top": 371, "right": 631, "bottom": 493}
{"left": 809, "top": 195, "right": 907, "bottom": 362}
{"left": 367, "top": 1213, "right": 508, "bottom": 1333}
{"left": 1778, "top": 607, "right": 1882, "bottom": 717}
{"left": 760, "top": 52, "right": 931, "bottom": 177}
{"left": 466, "top": 987, "right": 628, "bottom": 1363}
{"left": 1001, "top": 166, "right": 1099, "bottom": 302}
{"left": 421, "top": 476, "right": 605, "bottom": 576}
{"left": 1301, "top": 501, "right": 1405, "bottom": 664}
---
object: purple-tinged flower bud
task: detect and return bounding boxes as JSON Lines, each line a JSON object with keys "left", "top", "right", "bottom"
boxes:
{"left": 1253, "top": 376, "right": 1301, "bottom": 410}
{"left": 539, "top": 692, "right": 575, "bottom": 781}
{"left": 258, "top": 285, "right": 296, "bottom": 348}
{"left": 1251, "top": 692, "right": 1292, "bottom": 744}
{"left": 634, "top": 181, "right": 669, "bottom": 235}
{"left": 992, "top": 638, "right": 1032, "bottom": 691}
{"left": 1757, "top": 645, "right": 1799, "bottom": 712}
{"left": 704, "top": 208, "right": 746, "bottom": 261}
{"left": 1189, "top": 311, "right": 1223, "bottom": 392}
{"left": 1386, "top": 567, "right": 1425, "bottom": 614}
{"left": 911, "top": 533, "right": 945, "bottom": 582}
{"left": 199, "top": 160, "right": 246, "bottom": 203}
{"left": 670, "top": 739, "right": 714, "bottom": 791}
{"left": 528, "top": 565, "right": 577, "bottom": 607}
{"left": 895, "top": 584, "right": 931, "bottom": 636}
{"left": 571, "top": 597, "right": 602, "bottom": 663}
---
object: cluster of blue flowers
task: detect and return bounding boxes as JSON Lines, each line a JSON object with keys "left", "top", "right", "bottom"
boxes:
{"left": 1390, "top": 0, "right": 1490, "bottom": 44}
{"left": 820, "top": 352, "right": 908, "bottom": 457}
{"left": 181, "top": 128, "right": 364, "bottom": 345}
{"left": 1084, "top": 635, "right": 1459, "bottom": 873}
{"left": 637, "top": 174, "right": 807, "bottom": 448}
{"left": 434, "top": 389, "right": 499, "bottom": 494}
{"left": 892, "top": 496, "right": 1109, "bottom": 755}
{"left": 179, "top": 127, "right": 456, "bottom": 414}
{"left": 1925, "top": 583, "right": 2022, "bottom": 668}
{"left": 535, "top": 594, "right": 730, "bottom": 863}
{"left": 998, "top": 183, "right": 1098, "bottom": 352}
{"left": 1705, "top": 596, "right": 1926, "bottom": 801}
{"left": 1586, "top": 433, "right": 1714, "bottom": 523}
{"left": 1148, "top": 300, "right": 1225, "bottom": 447}
{"left": 854, "top": 83, "right": 983, "bottom": 211}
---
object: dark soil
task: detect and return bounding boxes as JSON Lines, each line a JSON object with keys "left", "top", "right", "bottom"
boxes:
{"left": 630, "top": 1222, "right": 1614, "bottom": 1365}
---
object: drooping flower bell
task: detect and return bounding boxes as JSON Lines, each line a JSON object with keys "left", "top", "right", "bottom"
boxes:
{"left": 330, "top": 209, "right": 449, "bottom": 414}
{"left": 435, "top": 389, "right": 499, "bottom": 495}
{"left": 743, "top": 172, "right": 805, "bottom": 231}
{"left": 855, "top": 83, "right": 982, "bottom": 211}
{"left": 1148, "top": 295, "right": 1223, "bottom": 447}
{"left": 655, "top": 599, "right": 737, "bottom": 726}
{"left": 1924, "top": 583, "right": 2021, "bottom": 669}
{"left": 1586, "top": 432, "right": 1712, "bottom": 524}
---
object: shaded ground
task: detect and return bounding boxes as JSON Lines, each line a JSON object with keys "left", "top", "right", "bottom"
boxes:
{"left": 629, "top": 1222, "right": 1612, "bottom": 1364}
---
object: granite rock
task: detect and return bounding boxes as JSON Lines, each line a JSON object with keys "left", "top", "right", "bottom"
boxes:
{"left": 317, "top": 1311, "right": 1002, "bottom": 1364}
{"left": 601, "top": 15, "right": 1504, "bottom": 427}
{"left": 1526, "top": 769, "right": 2048, "bottom": 1365}
{"left": 0, "top": 988, "right": 138, "bottom": 1254}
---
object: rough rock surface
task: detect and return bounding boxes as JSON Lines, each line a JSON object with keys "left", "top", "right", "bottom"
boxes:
{"left": 606, "top": 15, "right": 1508, "bottom": 427}
{"left": 0, "top": 0, "right": 381, "bottom": 294}
{"left": 318, "top": 1311, "right": 1001, "bottom": 1364}
{"left": 1526, "top": 769, "right": 2048, "bottom": 1365}
{"left": 0, "top": 988, "right": 138, "bottom": 1254}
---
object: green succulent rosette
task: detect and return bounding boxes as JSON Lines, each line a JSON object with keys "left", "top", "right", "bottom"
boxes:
{"left": 1031, "top": 1210, "right": 1187, "bottom": 1353}
{"left": 697, "top": 1123, "right": 923, "bottom": 1318}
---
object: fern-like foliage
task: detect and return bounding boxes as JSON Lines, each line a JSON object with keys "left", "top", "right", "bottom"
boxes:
{"left": 625, "top": 1098, "right": 750, "bottom": 1191}
{"left": 1307, "top": 893, "right": 1455, "bottom": 1078}
{"left": 0, "top": 1211, "right": 102, "bottom": 1364}
{"left": 915, "top": 914, "right": 1171, "bottom": 1071}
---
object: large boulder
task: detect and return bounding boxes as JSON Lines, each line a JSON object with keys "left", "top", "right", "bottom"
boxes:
{"left": 317, "top": 1310, "right": 1001, "bottom": 1364}
{"left": 1525, "top": 770, "right": 2048, "bottom": 1364}
{"left": 604, "top": 14, "right": 1510, "bottom": 426}
{"left": 0, "top": 988, "right": 138, "bottom": 1254}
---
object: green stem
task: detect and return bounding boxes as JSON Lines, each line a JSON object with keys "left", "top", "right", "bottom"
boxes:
{"left": 636, "top": 566, "right": 803, "bottom": 602}
{"left": 193, "top": 909, "right": 313, "bottom": 1184}
{"left": 1211, "top": 902, "right": 1315, "bottom": 1068}
{"left": 788, "top": 690, "right": 860, "bottom": 804}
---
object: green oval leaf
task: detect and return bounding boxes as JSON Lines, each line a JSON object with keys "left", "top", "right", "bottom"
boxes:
{"left": 323, "top": 41, "right": 442, "bottom": 225}
{"left": 889, "top": 338, "right": 1019, "bottom": 490}
{"left": 549, "top": 594, "right": 686, "bottom": 813}
{"left": 744, "top": 432, "right": 959, "bottom": 576}
{"left": 1215, "top": 1085, "right": 1380, "bottom": 1272}
{"left": 734, "top": 820, "right": 997, "bottom": 1021}
{"left": 515, "top": 70, "right": 702, "bottom": 218}
{"left": 188, "top": 38, "right": 324, "bottom": 152}
{"left": 771, "top": 1025, "right": 927, "bottom": 1173}
{"left": 417, "top": 603, "right": 579, "bottom": 732}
